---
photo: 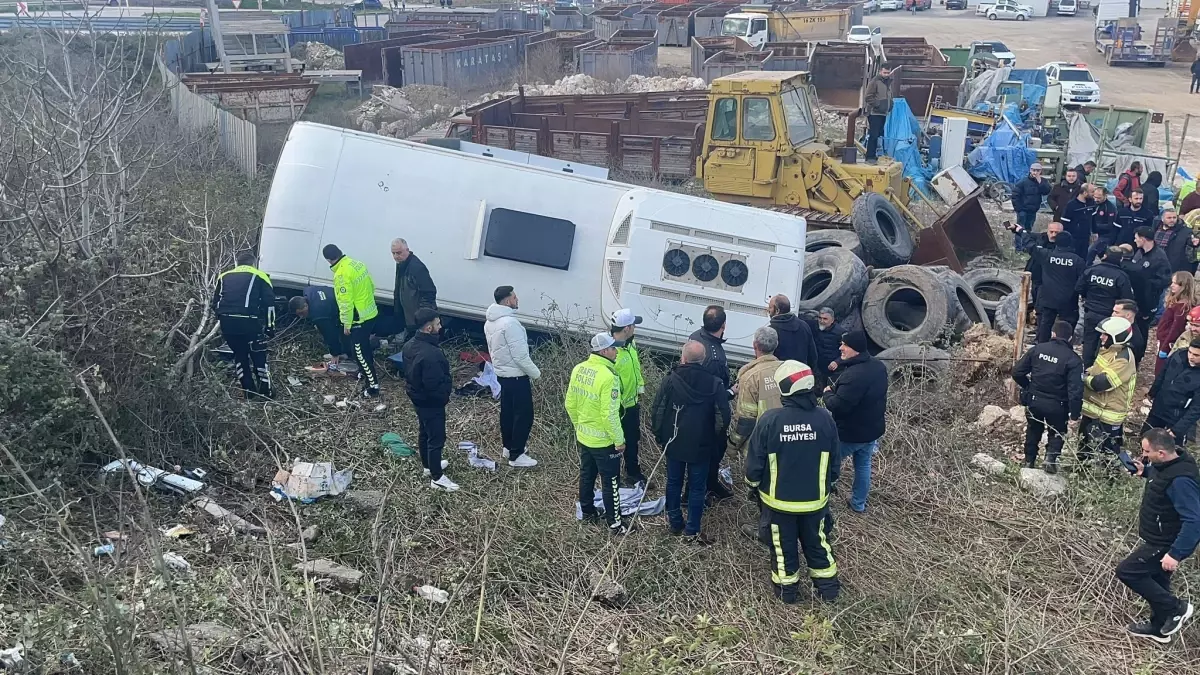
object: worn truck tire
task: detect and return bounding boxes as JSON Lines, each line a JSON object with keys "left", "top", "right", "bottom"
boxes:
{"left": 962, "top": 268, "right": 1022, "bottom": 313}
{"left": 804, "top": 229, "right": 864, "bottom": 260}
{"left": 937, "top": 269, "right": 992, "bottom": 330}
{"left": 876, "top": 344, "right": 951, "bottom": 382}
{"left": 852, "top": 192, "right": 914, "bottom": 268}
{"left": 861, "top": 265, "right": 952, "bottom": 349}
{"left": 993, "top": 290, "right": 1021, "bottom": 336}
{"left": 796, "top": 248, "right": 869, "bottom": 319}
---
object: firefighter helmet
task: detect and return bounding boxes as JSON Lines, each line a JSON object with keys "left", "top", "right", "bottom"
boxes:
{"left": 1096, "top": 316, "right": 1134, "bottom": 346}
{"left": 1188, "top": 305, "right": 1200, "bottom": 324}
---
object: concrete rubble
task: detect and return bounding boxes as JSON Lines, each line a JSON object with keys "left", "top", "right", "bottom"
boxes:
{"left": 295, "top": 558, "right": 365, "bottom": 590}
{"left": 503, "top": 73, "right": 706, "bottom": 97}
{"left": 589, "top": 571, "right": 628, "bottom": 608}
{"left": 352, "top": 85, "right": 461, "bottom": 139}
{"left": 292, "top": 41, "right": 345, "bottom": 70}
{"left": 971, "top": 453, "right": 1007, "bottom": 476}
{"left": 974, "top": 405, "right": 1010, "bottom": 428}
{"left": 1018, "top": 468, "right": 1068, "bottom": 498}
{"left": 192, "top": 497, "right": 267, "bottom": 535}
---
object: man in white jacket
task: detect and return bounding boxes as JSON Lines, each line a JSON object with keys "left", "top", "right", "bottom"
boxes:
{"left": 485, "top": 286, "right": 541, "bottom": 468}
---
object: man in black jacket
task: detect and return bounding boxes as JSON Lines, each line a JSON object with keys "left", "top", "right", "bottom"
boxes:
{"left": 212, "top": 251, "right": 276, "bottom": 400}
{"left": 1117, "top": 429, "right": 1199, "bottom": 643}
{"left": 1088, "top": 185, "right": 1119, "bottom": 264}
{"left": 1126, "top": 226, "right": 1173, "bottom": 338}
{"left": 1059, "top": 184, "right": 1093, "bottom": 261}
{"left": 1049, "top": 167, "right": 1084, "bottom": 222}
{"left": 1113, "top": 299, "right": 1148, "bottom": 366}
{"left": 402, "top": 308, "right": 458, "bottom": 492}
{"left": 1155, "top": 209, "right": 1195, "bottom": 274}
{"left": 1012, "top": 321, "right": 1083, "bottom": 473}
{"left": 768, "top": 294, "right": 819, "bottom": 371}
{"left": 815, "top": 307, "right": 844, "bottom": 380}
{"left": 822, "top": 330, "right": 888, "bottom": 513}
{"left": 1116, "top": 190, "right": 1155, "bottom": 247}
{"left": 1145, "top": 341, "right": 1200, "bottom": 445}
{"left": 1033, "top": 231, "right": 1083, "bottom": 344}
{"left": 689, "top": 305, "right": 734, "bottom": 500}
{"left": 651, "top": 341, "right": 731, "bottom": 545}
{"left": 1076, "top": 247, "right": 1135, "bottom": 367}
{"left": 289, "top": 286, "right": 348, "bottom": 365}
{"left": 391, "top": 238, "right": 438, "bottom": 340}
{"left": 1010, "top": 162, "right": 1051, "bottom": 241}
{"left": 746, "top": 360, "right": 841, "bottom": 603}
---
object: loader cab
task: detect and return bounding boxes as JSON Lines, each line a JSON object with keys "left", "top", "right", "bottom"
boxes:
{"left": 699, "top": 71, "right": 824, "bottom": 203}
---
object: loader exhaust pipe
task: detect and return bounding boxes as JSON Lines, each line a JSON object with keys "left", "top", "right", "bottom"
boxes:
{"left": 842, "top": 108, "right": 861, "bottom": 165}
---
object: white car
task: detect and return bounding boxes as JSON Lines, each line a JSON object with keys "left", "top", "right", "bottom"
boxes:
{"left": 847, "top": 25, "right": 881, "bottom": 44}
{"left": 863, "top": 0, "right": 879, "bottom": 12}
{"left": 977, "top": 1, "right": 1033, "bottom": 15}
{"left": 879, "top": 0, "right": 901, "bottom": 10}
{"left": 1041, "top": 61, "right": 1101, "bottom": 105}
{"left": 1057, "top": 0, "right": 1077, "bottom": 15}
{"left": 971, "top": 40, "right": 1017, "bottom": 67}
{"left": 985, "top": 1, "right": 1032, "bottom": 20}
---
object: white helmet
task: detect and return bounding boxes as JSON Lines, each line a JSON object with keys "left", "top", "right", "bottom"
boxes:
{"left": 1097, "top": 316, "right": 1133, "bottom": 346}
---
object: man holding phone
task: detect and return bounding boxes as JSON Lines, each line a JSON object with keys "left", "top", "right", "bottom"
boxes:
{"left": 1117, "top": 429, "right": 1199, "bottom": 643}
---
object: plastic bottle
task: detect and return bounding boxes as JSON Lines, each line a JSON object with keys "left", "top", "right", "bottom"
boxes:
{"left": 414, "top": 585, "right": 449, "bottom": 603}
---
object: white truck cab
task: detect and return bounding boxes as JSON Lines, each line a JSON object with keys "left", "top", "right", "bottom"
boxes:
{"left": 721, "top": 12, "right": 769, "bottom": 49}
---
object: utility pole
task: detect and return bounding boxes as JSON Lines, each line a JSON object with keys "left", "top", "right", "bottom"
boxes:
{"left": 205, "top": 0, "right": 231, "bottom": 74}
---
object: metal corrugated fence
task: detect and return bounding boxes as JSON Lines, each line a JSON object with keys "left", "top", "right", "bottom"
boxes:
{"left": 156, "top": 54, "right": 257, "bottom": 178}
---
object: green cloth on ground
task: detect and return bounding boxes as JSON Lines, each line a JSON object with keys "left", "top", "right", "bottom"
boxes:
{"left": 381, "top": 432, "right": 414, "bottom": 457}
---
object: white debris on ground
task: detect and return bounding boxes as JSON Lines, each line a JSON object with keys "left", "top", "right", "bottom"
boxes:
{"left": 292, "top": 42, "right": 344, "bottom": 70}
{"left": 352, "top": 84, "right": 462, "bottom": 139}
{"left": 482, "top": 73, "right": 707, "bottom": 99}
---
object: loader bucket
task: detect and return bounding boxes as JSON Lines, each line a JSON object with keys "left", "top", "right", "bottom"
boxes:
{"left": 910, "top": 187, "right": 998, "bottom": 272}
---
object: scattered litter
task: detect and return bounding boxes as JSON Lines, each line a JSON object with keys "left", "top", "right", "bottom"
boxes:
{"left": 0, "top": 514, "right": 4, "bottom": 529}
{"left": 100, "top": 459, "right": 205, "bottom": 495}
{"left": 414, "top": 584, "right": 449, "bottom": 604}
{"left": 589, "top": 570, "right": 628, "bottom": 608}
{"left": 970, "top": 453, "right": 1006, "bottom": 476}
{"left": 336, "top": 400, "right": 349, "bottom": 408}
{"left": 287, "top": 375, "right": 303, "bottom": 387}
{"left": 102, "top": 530, "right": 125, "bottom": 541}
{"left": 0, "top": 644, "right": 25, "bottom": 670}
{"left": 183, "top": 467, "right": 208, "bottom": 481}
{"left": 272, "top": 461, "right": 354, "bottom": 503}
{"left": 472, "top": 362, "right": 501, "bottom": 399}
{"left": 192, "top": 497, "right": 267, "bottom": 534}
{"left": 93, "top": 543, "right": 115, "bottom": 557}
{"left": 59, "top": 652, "right": 80, "bottom": 669}
{"left": 458, "top": 442, "right": 496, "bottom": 472}
{"left": 374, "top": 403, "right": 388, "bottom": 413}
{"left": 295, "top": 558, "right": 364, "bottom": 590}
{"left": 161, "top": 552, "right": 191, "bottom": 573}
{"left": 382, "top": 432, "right": 415, "bottom": 458}
{"left": 160, "top": 525, "right": 195, "bottom": 539}
{"left": 301, "top": 525, "right": 320, "bottom": 544}
{"left": 718, "top": 466, "right": 733, "bottom": 490}
{"left": 324, "top": 394, "right": 337, "bottom": 405}
{"left": 575, "top": 484, "right": 665, "bottom": 519}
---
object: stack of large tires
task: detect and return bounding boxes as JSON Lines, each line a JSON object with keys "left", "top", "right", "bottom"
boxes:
{"left": 796, "top": 193, "right": 1016, "bottom": 377}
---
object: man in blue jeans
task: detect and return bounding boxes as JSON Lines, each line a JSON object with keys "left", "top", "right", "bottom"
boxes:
{"left": 823, "top": 330, "right": 889, "bottom": 512}
{"left": 651, "top": 341, "right": 731, "bottom": 545}
{"left": 1010, "top": 162, "right": 1051, "bottom": 248}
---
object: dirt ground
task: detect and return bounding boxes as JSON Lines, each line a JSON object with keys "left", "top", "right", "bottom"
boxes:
{"left": 662, "top": 7, "right": 1200, "bottom": 171}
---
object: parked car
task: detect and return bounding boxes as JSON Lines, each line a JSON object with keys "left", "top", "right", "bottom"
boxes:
{"left": 1057, "top": 0, "right": 1078, "bottom": 15}
{"left": 847, "top": 25, "right": 882, "bottom": 44}
{"left": 863, "top": 0, "right": 879, "bottom": 12}
{"left": 345, "top": 0, "right": 384, "bottom": 9}
{"left": 946, "top": 0, "right": 968, "bottom": 8}
{"left": 1041, "top": 61, "right": 1100, "bottom": 104}
{"left": 971, "top": 40, "right": 1018, "bottom": 67}
{"left": 879, "top": 0, "right": 901, "bottom": 10}
{"left": 984, "top": 1, "right": 1032, "bottom": 20}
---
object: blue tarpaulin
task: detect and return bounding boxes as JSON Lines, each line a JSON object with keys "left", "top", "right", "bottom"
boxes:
{"left": 1007, "top": 69, "right": 1049, "bottom": 107}
{"left": 883, "top": 99, "right": 932, "bottom": 196}
{"left": 966, "top": 120, "right": 1038, "bottom": 185}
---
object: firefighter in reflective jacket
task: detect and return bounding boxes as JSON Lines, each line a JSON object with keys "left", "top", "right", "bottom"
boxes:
{"left": 728, "top": 326, "right": 784, "bottom": 459}
{"left": 211, "top": 251, "right": 275, "bottom": 399}
{"left": 1080, "top": 316, "right": 1139, "bottom": 463}
{"left": 565, "top": 333, "right": 630, "bottom": 535}
{"left": 745, "top": 360, "right": 841, "bottom": 604}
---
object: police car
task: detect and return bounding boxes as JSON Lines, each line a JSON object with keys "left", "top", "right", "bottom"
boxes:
{"left": 1041, "top": 62, "right": 1101, "bottom": 105}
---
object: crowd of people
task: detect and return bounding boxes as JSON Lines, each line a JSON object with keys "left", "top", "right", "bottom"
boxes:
{"left": 1007, "top": 160, "right": 1200, "bottom": 642}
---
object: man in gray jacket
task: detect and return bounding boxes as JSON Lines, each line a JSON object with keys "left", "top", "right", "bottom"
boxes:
{"left": 863, "top": 65, "right": 893, "bottom": 164}
{"left": 484, "top": 286, "right": 541, "bottom": 468}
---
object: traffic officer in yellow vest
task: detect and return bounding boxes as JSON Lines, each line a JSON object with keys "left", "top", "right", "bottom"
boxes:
{"left": 322, "top": 244, "right": 382, "bottom": 398}
{"left": 565, "top": 333, "right": 631, "bottom": 535}
{"left": 611, "top": 309, "right": 647, "bottom": 487}
{"left": 211, "top": 251, "right": 276, "bottom": 400}
{"left": 745, "top": 360, "right": 841, "bottom": 604}
{"left": 1080, "top": 316, "right": 1139, "bottom": 464}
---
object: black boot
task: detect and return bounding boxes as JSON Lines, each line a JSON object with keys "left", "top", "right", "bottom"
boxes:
{"left": 1043, "top": 455, "right": 1059, "bottom": 474}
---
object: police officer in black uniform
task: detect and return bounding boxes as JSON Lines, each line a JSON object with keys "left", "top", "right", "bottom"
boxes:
{"left": 745, "top": 360, "right": 841, "bottom": 604}
{"left": 211, "top": 251, "right": 276, "bottom": 399}
{"left": 288, "top": 285, "right": 348, "bottom": 365}
{"left": 1076, "top": 246, "right": 1135, "bottom": 367}
{"left": 1033, "top": 230, "right": 1084, "bottom": 344}
{"left": 1012, "top": 320, "right": 1084, "bottom": 474}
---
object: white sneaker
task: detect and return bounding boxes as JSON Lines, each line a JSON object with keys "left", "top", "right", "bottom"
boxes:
{"left": 430, "top": 474, "right": 459, "bottom": 492}
{"left": 508, "top": 454, "right": 538, "bottom": 468}
{"left": 502, "top": 447, "right": 510, "bottom": 460}
{"left": 422, "top": 460, "right": 450, "bottom": 478}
